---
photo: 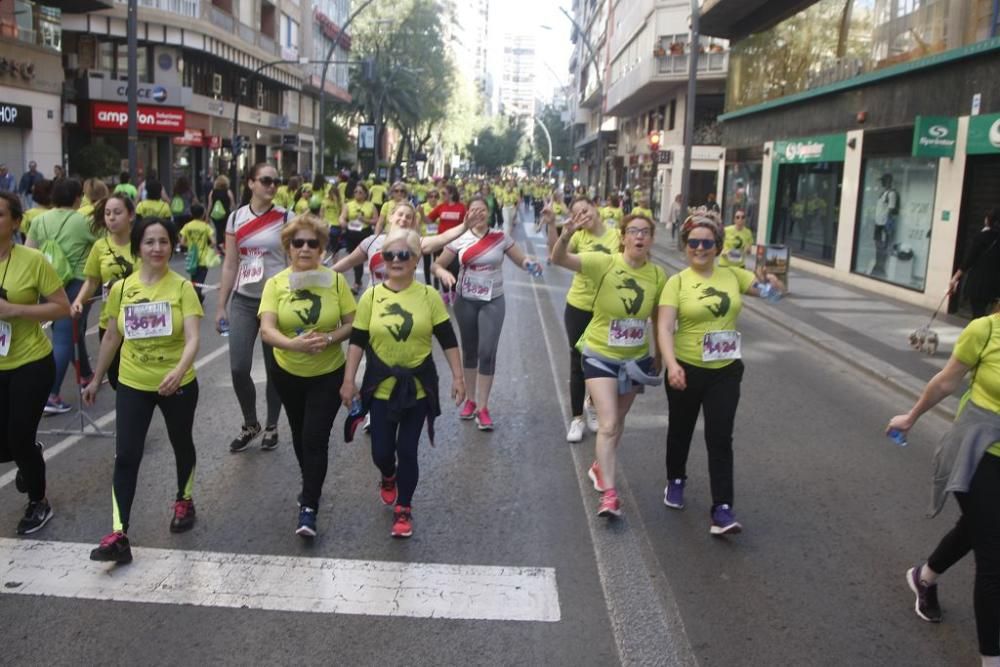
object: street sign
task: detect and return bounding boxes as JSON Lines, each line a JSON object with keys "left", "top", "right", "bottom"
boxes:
{"left": 966, "top": 112, "right": 1000, "bottom": 155}
{"left": 911, "top": 116, "right": 957, "bottom": 158}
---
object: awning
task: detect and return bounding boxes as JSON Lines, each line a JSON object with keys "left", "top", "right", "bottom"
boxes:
{"left": 575, "top": 129, "right": 617, "bottom": 150}
{"left": 700, "top": 0, "right": 818, "bottom": 40}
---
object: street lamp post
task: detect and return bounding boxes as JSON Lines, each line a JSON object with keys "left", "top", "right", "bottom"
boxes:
{"left": 559, "top": 7, "right": 605, "bottom": 200}
{"left": 126, "top": 0, "right": 138, "bottom": 180}
{"left": 533, "top": 115, "right": 553, "bottom": 171}
{"left": 679, "top": 0, "right": 701, "bottom": 237}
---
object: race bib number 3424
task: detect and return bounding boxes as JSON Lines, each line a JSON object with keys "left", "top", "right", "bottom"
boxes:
{"left": 702, "top": 330, "right": 741, "bottom": 362}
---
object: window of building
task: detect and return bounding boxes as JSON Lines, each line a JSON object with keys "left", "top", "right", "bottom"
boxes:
{"left": 668, "top": 99, "right": 676, "bottom": 130}
{"left": 771, "top": 161, "right": 843, "bottom": 265}
{"left": 280, "top": 12, "right": 299, "bottom": 54}
{"left": 260, "top": 1, "right": 276, "bottom": 39}
{"left": 657, "top": 105, "right": 666, "bottom": 131}
{"left": 213, "top": 0, "right": 233, "bottom": 13}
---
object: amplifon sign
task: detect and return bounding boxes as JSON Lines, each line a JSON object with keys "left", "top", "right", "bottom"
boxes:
{"left": 91, "top": 102, "right": 185, "bottom": 134}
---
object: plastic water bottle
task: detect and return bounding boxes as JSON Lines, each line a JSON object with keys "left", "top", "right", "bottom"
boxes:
{"left": 887, "top": 428, "right": 908, "bottom": 447}
{"left": 349, "top": 397, "right": 363, "bottom": 417}
{"left": 758, "top": 283, "right": 782, "bottom": 303}
{"left": 524, "top": 261, "right": 543, "bottom": 278}
{"left": 218, "top": 318, "right": 230, "bottom": 337}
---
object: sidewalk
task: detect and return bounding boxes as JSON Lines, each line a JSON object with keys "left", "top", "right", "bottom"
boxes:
{"left": 650, "top": 233, "right": 966, "bottom": 419}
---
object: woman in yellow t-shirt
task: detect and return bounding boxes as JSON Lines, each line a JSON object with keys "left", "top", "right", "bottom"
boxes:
{"left": 552, "top": 211, "right": 666, "bottom": 519}
{"left": 135, "top": 181, "right": 171, "bottom": 220}
{"left": 656, "top": 215, "right": 782, "bottom": 536}
{"left": 322, "top": 180, "right": 344, "bottom": 255}
{"left": 78, "top": 178, "right": 109, "bottom": 224}
{"left": 888, "top": 311, "right": 1000, "bottom": 649}
{"left": 259, "top": 215, "right": 356, "bottom": 539}
{"left": 0, "top": 192, "right": 70, "bottom": 535}
{"left": 340, "top": 229, "right": 465, "bottom": 539}
{"left": 338, "top": 183, "right": 377, "bottom": 292}
{"left": 83, "top": 217, "right": 204, "bottom": 565}
{"left": 72, "top": 194, "right": 138, "bottom": 389}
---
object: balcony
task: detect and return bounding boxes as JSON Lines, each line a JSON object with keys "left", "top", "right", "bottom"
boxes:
{"left": 656, "top": 50, "right": 728, "bottom": 76}
{"left": 208, "top": 4, "right": 234, "bottom": 31}
{"left": 113, "top": 0, "right": 200, "bottom": 18}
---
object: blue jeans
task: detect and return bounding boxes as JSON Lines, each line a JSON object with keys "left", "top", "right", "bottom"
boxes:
{"left": 50, "top": 279, "right": 92, "bottom": 396}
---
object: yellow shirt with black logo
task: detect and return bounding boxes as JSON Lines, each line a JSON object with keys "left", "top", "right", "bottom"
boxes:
{"left": 107, "top": 270, "right": 203, "bottom": 392}
{"left": 420, "top": 202, "right": 435, "bottom": 236}
{"left": 135, "top": 199, "right": 172, "bottom": 220}
{"left": 258, "top": 267, "right": 356, "bottom": 377}
{"left": 354, "top": 281, "right": 450, "bottom": 400}
{"left": 83, "top": 237, "right": 138, "bottom": 329}
{"left": 719, "top": 225, "right": 755, "bottom": 268}
{"left": 631, "top": 206, "right": 653, "bottom": 220}
{"left": 345, "top": 200, "right": 376, "bottom": 227}
{"left": 369, "top": 184, "right": 387, "bottom": 207}
{"left": 600, "top": 206, "right": 624, "bottom": 224}
{"left": 659, "top": 266, "right": 756, "bottom": 369}
{"left": 565, "top": 222, "right": 621, "bottom": 311}
{"left": 0, "top": 246, "right": 62, "bottom": 371}
{"left": 179, "top": 220, "right": 217, "bottom": 269}
{"left": 954, "top": 315, "right": 1000, "bottom": 456}
{"left": 578, "top": 253, "right": 666, "bottom": 361}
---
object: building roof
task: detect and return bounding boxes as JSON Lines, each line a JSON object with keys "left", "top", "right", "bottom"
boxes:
{"left": 699, "top": 0, "right": 819, "bottom": 40}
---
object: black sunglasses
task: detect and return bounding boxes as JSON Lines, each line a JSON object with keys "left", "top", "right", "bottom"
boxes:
{"left": 256, "top": 176, "right": 278, "bottom": 187}
{"left": 381, "top": 249, "right": 413, "bottom": 262}
{"left": 687, "top": 238, "right": 716, "bottom": 250}
{"left": 291, "top": 238, "right": 320, "bottom": 249}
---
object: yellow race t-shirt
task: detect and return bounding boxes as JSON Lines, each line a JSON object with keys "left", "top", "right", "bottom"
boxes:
{"left": 107, "top": 270, "right": 204, "bottom": 392}
{"left": 420, "top": 202, "right": 436, "bottom": 236}
{"left": 369, "top": 184, "right": 387, "bottom": 207}
{"left": 354, "top": 281, "right": 450, "bottom": 400}
{"left": 600, "top": 206, "right": 624, "bottom": 224}
{"left": 565, "top": 222, "right": 621, "bottom": 311}
{"left": 273, "top": 186, "right": 293, "bottom": 210}
{"left": 344, "top": 201, "right": 376, "bottom": 229}
{"left": 323, "top": 197, "right": 342, "bottom": 228}
{"left": 0, "top": 246, "right": 62, "bottom": 371}
{"left": 953, "top": 315, "right": 1000, "bottom": 456}
{"left": 258, "top": 267, "right": 356, "bottom": 377}
{"left": 380, "top": 200, "right": 399, "bottom": 223}
{"left": 83, "top": 236, "right": 137, "bottom": 329}
{"left": 20, "top": 207, "right": 48, "bottom": 238}
{"left": 500, "top": 189, "right": 519, "bottom": 207}
{"left": 659, "top": 266, "right": 756, "bottom": 369}
{"left": 578, "top": 253, "right": 666, "bottom": 361}
{"left": 135, "top": 199, "right": 171, "bottom": 220}
{"left": 719, "top": 225, "right": 755, "bottom": 268}
{"left": 179, "top": 220, "right": 217, "bottom": 269}
{"left": 631, "top": 206, "right": 653, "bottom": 220}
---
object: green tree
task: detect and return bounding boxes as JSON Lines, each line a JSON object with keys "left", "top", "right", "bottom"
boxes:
{"left": 73, "top": 143, "right": 121, "bottom": 179}
{"left": 467, "top": 125, "right": 521, "bottom": 174}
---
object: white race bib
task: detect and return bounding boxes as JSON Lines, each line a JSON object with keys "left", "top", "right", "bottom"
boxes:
{"left": 425, "top": 223, "right": 439, "bottom": 235}
{"left": 702, "top": 330, "right": 742, "bottom": 362}
{"left": 237, "top": 255, "right": 264, "bottom": 286}
{"left": 727, "top": 248, "right": 743, "bottom": 262}
{"left": 347, "top": 219, "right": 365, "bottom": 232}
{"left": 608, "top": 318, "right": 646, "bottom": 347}
{"left": 460, "top": 272, "right": 494, "bottom": 301}
{"left": 0, "top": 320, "right": 10, "bottom": 357}
{"left": 123, "top": 301, "right": 173, "bottom": 340}
{"left": 101, "top": 283, "right": 111, "bottom": 302}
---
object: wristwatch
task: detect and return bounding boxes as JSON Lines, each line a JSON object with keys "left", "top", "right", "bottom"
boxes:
{"left": 325, "top": 333, "right": 334, "bottom": 346}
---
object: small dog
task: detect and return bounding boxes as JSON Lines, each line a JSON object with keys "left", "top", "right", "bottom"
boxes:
{"left": 909, "top": 326, "right": 939, "bottom": 356}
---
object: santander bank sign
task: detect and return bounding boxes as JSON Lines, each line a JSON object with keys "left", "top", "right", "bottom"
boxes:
{"left": 92, "top": 102, "right": 185, "bottom": 134}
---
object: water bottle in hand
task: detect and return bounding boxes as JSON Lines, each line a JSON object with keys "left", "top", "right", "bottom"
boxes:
{"left": 524, "top": 260, "right": 543, "bottom": 277}
{"left": 887, "top": 428, "right": 908, "bottom": 447}
{"left": 219, "top": 318, "right": 230, "bottom": 337}
{"left": 344, "top": 396, "right": 365, "bottom": 443}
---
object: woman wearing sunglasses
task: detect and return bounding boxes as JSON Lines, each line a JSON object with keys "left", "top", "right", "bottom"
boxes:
{"left": 340, "top": 228, "right": 465, "bottom": 538}
{"left": 656, "top": 214, "right": 783, "bottom": 536}
{"left": 215, "top": 162, "right": 287, "bottom": 454}
{"left": 432, "top": 195, "right": 540, "bottom": 431}
{"left": 552, "top": 212, "right": 666, "bottom": 518}
{"left": 719, "top": 208, "right": 755, "bottom": 269}
{"left": 258, "top": 214, "right": 356, "bottom": 539}
{"left": 374, "top": 181, "right": 409, "bottom": 236}
{"left": 339, "top": 183, "right": 377, "bottom": 293}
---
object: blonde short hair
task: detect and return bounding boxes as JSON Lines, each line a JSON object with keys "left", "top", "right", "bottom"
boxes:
{"left": 280, "top": 214, "right": 329, "bottom": 253}
{"left": 384, "top": 228, "right": 421, "bottom": 257}
{"left": 214, "top": 175, "right": 230, "bottom": 190}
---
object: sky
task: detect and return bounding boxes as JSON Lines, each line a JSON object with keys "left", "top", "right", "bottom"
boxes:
{"left": 487, "top": 0, "right": 574, "bottom": 105}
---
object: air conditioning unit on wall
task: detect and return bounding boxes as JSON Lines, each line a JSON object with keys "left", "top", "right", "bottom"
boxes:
{"left": 211, "top": 73, "right": 223, "bottom": 95}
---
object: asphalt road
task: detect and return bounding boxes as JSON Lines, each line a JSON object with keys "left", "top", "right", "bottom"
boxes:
{"left": 0, "top": 213, "right": 978, "bottom": 666}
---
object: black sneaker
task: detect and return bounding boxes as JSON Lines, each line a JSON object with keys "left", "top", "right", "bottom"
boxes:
{"left": 907, "top": 565, "right": 942, "bottom": 623}
{"left": 169, "top": 499, "right": 196, "bottom": 533}
{"left": 261, "top": 425, "right": 279, "bottom": 451}
{"left": 14, "top": 442, "right": 44, "bottom": 494}
{"left": 16, "top": 500, "right": 53, "bottom": 535}
{"left": 229, "top": 423, "right": 262, "bottom": 453}
{"left": 90, "top": 531, "right": 133, "bottom": 564}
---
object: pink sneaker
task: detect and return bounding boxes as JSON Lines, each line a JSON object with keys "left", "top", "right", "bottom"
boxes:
{"left": 587, "top": 461, "right": 606, "bottom": 493}
{"left": 597, "top": 489, "right": 621, "bottom": 518}
{"left": 459, "top": 400, "right": 477, "bottom": 420}
{"left": 475, "top": 408, "right": 494, "bottom": 431}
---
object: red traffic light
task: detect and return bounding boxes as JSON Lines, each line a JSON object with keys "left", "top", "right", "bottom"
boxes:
{"left": 547, "top": 161, "right": 553, "bottom": 169}
{"left": 648, "top": 131, "right": 661, "bottom": 148}
{"left": 572, "top": 163, "right": 579, "bottom": 172}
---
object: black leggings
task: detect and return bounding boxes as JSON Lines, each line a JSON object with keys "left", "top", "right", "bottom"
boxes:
{"left": 665, "top": 360, "right": 744, "bottom": 509}
{"left": 97, "top": 327, "right": 122, "bottom": 390}
{"left": 271, "top": 364, "right": 344, "bottom": 511}
{"left": 423, "top": 253, "right": 433, "bottom": 286}
{"left": 113, "top": 380, "right": 199, "bottom": 533}
{"left": 0, "top": 355, "right": 53, "bottom": 502}
{"left": 369, "top": 398, "right": 428, "bottom": 508}
{"left": 564, "top": 304, "right": 593, "bottom": 417}
{"left": 344, "top": 228, "right": 373, "bottom": 286}
{"left": 927, "top": 454, "right": 1000, "bottom": 656}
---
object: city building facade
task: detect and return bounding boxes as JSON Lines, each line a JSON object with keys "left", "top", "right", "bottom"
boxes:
{"left": 500, "top": 33, "right": 536, "bottom": 118}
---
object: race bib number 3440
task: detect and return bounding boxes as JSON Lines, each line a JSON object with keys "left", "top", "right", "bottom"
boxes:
{"left": 608, "top": 318, "right": 646, "bottom": 347}
{"left": 123, "top": 301, "right": 173, "bottom": 340}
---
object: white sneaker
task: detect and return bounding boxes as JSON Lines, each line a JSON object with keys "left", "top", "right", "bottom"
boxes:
{"left": 363, "top": 413, "right": 371, "bottom": 434}
{"left": 584, "top": 399, "right": 599, "bottom": 433}
{"left": 566, "top": 417, "right": 585, "bottom": 443}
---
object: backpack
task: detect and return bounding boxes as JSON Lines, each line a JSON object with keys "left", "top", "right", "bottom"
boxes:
{"left": 170, "top": 195, "right": 185, "bottom": 215}
{"left": 185, "top": 241, "right": 200, "bottom": 275}
{"left": 210, "top": 198, "right": 227, "bottom": 221}
{"left": 39, "top": 212, "right": 75, "bottom": 284}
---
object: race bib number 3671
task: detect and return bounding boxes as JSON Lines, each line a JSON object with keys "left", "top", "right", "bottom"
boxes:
{"left": 124, "top": 301, "right": 173, "bottom": 340}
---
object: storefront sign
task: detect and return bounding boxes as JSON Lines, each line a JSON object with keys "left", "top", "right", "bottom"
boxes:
{"left": 173, "top": 128, "right": 206, "bottom": 146}
{"left": 967, "top": 112, "right": 1000, "bottom": 155}
{"left": 911, "top": 116, "right": 957, "bottom": 158}
{"left": 773, "top": 134, "right": 846, "bottom": 164}
{"left": 91, "top": 102, "right": 185, "bottom": 134}
{"left": 0, "top": 103, "right": 31, "bottom": 129}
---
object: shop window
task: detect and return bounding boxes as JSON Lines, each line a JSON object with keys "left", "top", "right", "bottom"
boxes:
{"left": 772, "top": 162, "right": 843, "bottom": 265}
{"left": 851, "top": 156, "right": 937, "bottom": 290}
{"left": 724, "top": 162, "right": 762, "bottom": 229}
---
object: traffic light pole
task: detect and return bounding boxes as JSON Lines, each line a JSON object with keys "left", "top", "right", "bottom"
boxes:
{"left": 679, "top": 0, "right": 701, "bottom": 240}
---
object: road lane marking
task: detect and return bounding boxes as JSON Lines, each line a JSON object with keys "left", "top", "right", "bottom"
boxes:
{"left": 0, "top": 538, "right": 560, "bottom": 622}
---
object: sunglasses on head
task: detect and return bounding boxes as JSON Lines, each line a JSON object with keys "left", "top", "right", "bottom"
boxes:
{"left": 382, "top": 249, "right": 413, "bottom": 263}
{"left": 291, "top": 238, "right": 320, "bottom": 249}
{"left": 256, "top": 176, "right": 278, "bottom": 187}
{"left": 687, "top": 238, "right": 716, "bottom": 250}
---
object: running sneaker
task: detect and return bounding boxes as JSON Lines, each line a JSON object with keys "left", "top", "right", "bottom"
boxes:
{"left": 16, "top": 500, "right": 52, "bottom": 535}
{"left": 584, "top": 398, "right": 599, "bottom": 433}
{"left": 663, "top": 479, "right": 686, "bottom": 509}
{"left": 475, "top": 408, "right": 494, "bottom": 431}
{"left": 14, "top": 442, "right": 43, "bottom": 494}
{"left": 379, "top": 475, "right": 398, "bottom": 506}
{"left": 169, "top": 499, "right": 196, "bottom": 533}
{"left": 391, "top": 506, "right": 413, "bottom": 538}
{"left": 229, "top": 422, "right": 262, "bottom": 453}
{"left": 459, "top": 400, "right": 477, "bottom": 420}
{"left": 587, "top": 461, "right": 606, "bottom": 493}
{"left": 710, "top": 504, "right": 743, "bottom": 535}
{"left": 597, "top": 489, "right": 621, "bottom": 518}
{"left": 296, "top": 507, "right": 317, "bottom": 538}
{"left": 261, "top": 425, "right": 279, "bottom": 451}
{"left": 907, "top": 565, "right": 942, "bottom": 623}
{"left": 43, "top": 396, "right": 72, "bottom": 415}
{"left": 566, "top": 417, "right": 585, "bottom": 443}
{"left": 90, "top": 531, "right": 132, "bottom": 564}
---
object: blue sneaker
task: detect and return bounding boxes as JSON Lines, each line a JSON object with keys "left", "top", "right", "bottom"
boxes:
{"left": 296, "top": 507, "right": 317, "bottom": 538}
{"left": 43, "top": 396, "right": 72, "bottom": 415}
{"left": 663, "top": 479, "right": 685, "bottom": 509}
{"left": 710, "top": 504, "right": 742, "bottom": 535}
